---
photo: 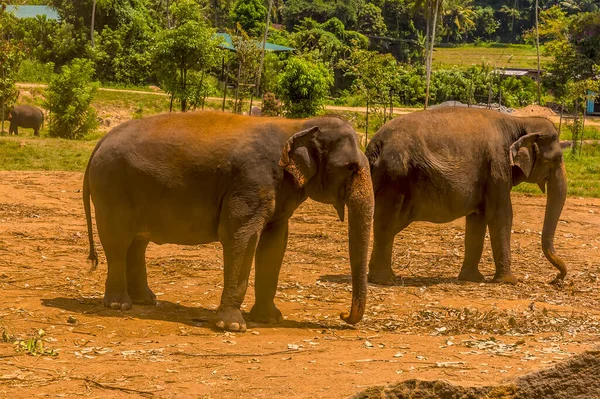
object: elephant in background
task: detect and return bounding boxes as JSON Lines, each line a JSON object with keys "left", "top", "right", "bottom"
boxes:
{"left": 366, "top": 107, "right": 567, "bottom": 286}
{"left": 8, "top": 105, "right": 44, "bottom": 136}
{"left": 84, "top": 111, "right": 374, "bottom": 332}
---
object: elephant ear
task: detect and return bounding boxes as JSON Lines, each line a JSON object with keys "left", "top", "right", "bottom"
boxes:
{"left": 510, "top": 133, "right": 541, "bottom": 180}
{"left": 279, "top": 126, "right": 320, "bottom": 188}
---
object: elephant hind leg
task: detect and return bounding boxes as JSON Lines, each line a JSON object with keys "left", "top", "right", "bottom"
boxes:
{"left": 96, "top": 210, "right": 138, "bottom": 310}
{"left": 126, "top": 236, "right": 155, "bottom": 305}
{"left": 458, "top": 212, "right": 487, "bottom": 282}
{"left": 368, "top": 191, "right": 408, "bottom": 285}
{"left": 249, "top": 220, "right": 289, "bottom": 324}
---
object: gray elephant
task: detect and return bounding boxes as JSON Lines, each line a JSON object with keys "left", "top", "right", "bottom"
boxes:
{"left": 366, "top": 107, "right": 567, "bottom": 286}
{"left": 84, "top": 111, "right": 374, "bottom": 332}
{"left": 8, "top": 105, "right": 44, "bottom": 136}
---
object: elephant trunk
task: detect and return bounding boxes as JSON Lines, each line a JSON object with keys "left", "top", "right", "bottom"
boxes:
{"left": 542, "top": 163, "right": 567, "bottom": 283}
{"left": 340, "top": 163, "right": 374, "bottom": 325}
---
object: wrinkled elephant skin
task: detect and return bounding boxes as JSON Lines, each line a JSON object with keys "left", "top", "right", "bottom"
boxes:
{"left": 84, "top": 111, "right": 374, "bottom": 332}
{"left": 366, "top": 107, "right": 567, "bottom": 285}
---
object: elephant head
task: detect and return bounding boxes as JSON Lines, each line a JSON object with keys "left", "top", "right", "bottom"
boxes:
{"left": 510, "top": 127, "right": 567, "bottom": 283}
{"left": 280, "top": 120, "right": 374, "bottom": 324}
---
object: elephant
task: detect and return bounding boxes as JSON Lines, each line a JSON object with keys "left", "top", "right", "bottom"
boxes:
{"left": 84, "top": 111, "right": 374, "bottom": 332}
{"left": 8, "top": 105, "right": 44, "bottom": 136}
{"left": 365, "top": 107, "right": 567, "bottom": 286}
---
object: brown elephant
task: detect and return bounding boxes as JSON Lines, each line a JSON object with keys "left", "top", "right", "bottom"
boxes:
{"left": 366, "top": 107, "right": 567, "bottom": 285}
{"left": 84, "top": 111, "right": 374, "bottom": 332}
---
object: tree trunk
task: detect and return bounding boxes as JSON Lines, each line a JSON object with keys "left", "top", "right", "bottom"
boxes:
{"left": 424, "top": 0, "right": 441, "bottom": 110}
{"left": 535, "top": 0, "right": 541, "bottom": 104}
{"left": 255, "top": 0, "right": 274, "bottom": 97}
{"left": 91, "top": 0, "right": 97, "bottom": 47}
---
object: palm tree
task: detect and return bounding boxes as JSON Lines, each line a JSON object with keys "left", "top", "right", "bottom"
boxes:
{"left": 443, "top": 0, "right": 476, "bottom": 42}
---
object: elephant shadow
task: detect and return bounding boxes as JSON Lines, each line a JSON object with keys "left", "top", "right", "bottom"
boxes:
{"left": 40, "top": 297, "right": 357, "bottom": 331}
{"left": 319, "top": 274, "right": 478, "bottom": 287}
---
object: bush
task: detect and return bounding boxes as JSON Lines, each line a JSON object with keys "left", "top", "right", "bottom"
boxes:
{"left": 44, "top": 59, "right": 99, "bottom": 140}
{"left": 277, "top": 56, "right": 333, "bottom": 118}
{"left": 15, "top": 60, "right": 55, "bottom": 83}
{"left": 261, "top": 92, "right": 280, "bottom": 116}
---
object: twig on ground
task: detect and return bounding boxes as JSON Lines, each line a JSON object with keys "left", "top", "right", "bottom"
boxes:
{"left": 171, "top": 348, "right": 324, "bottom": 358}
{"left": 75, "top": 378, "right": 155, "bottom": 398}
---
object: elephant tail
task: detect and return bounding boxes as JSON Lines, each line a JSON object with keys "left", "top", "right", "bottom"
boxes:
{"left": 83, "top": 156, "right": 98, "bottom": 272}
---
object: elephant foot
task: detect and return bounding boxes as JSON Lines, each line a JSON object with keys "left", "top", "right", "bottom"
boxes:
{"left": 103, "top": 291, "right": 132, "bottom": 310}
{"left": 248, "top": 302, "right": 283, "bottom": 324}
{"left": 129, "top": 285, "right": 157, "bottom": 306}
{"left": 368, "top": 268, "right": 397, "bottom": 285}
{"left": 212, "top": 308, "right": 247, "bottom": 332}
{"left": 458, "top": 268, "right": 485, "bottom": 282}
{"left": 492, "top": 272, "right": 519, "bottom": 285}
{"left": 549, "top": 275, "right": 565, "bottom": 287}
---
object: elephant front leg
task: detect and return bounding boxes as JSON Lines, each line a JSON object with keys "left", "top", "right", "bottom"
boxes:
{"left": 214, "top": 220, "right": 263, "bottom": 332}
{"left": 249, "top": 220, "right": 288, "bottom": 324}
{"left": 368, "top": 193, "right": 405, "bottom": 285}
{"left": 486, "top": 195, "right": 518, "bottom": 285}
{"left": 458, "top": 212, "right": 486, "bottom": 282}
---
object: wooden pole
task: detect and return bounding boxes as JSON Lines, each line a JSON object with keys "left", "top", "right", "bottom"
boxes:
{"left": 91, "top": 0, "right": 97, "bottom": 47}
{"left": 535, "top": 0, "right": 542, "bottom": 104}
{"left": 424, "top": 0, "right": 440, "bottom": 110}
{"left": 255, "top": 0, "right": 274, "bottom": 97}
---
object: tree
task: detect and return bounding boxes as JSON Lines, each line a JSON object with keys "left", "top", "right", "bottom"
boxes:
{"left": 44, "top": 58, "right": 99, "bottom": 139}
{"left": 356, "top": 2, "right": 387, "bottom": 36}
{"left": 474, "top": 6, "right": 499, "bottom": 40}
{"left": 0, "top": 4, "right": 25, "bottom": 134}
{"left": 442, "top": 0, "right": 475, "bottom": 42}
{"left": 153, "top": 0, "right": 220, "bottom": 112}
{"left": 230, "top": 0, "right": 267, "bottom": 35}
{"left": 277, "top": 55, "right": 333, "bottom": 117}
{"left": 0, "top": 40, "right": 25, "bottom": 134}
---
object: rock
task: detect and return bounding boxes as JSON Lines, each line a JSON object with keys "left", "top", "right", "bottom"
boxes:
{"left": 350, "top": 349, "right": 600, "bottom": 399}
{"left": 251, "top": 106, "right": 262, "bottom": 116}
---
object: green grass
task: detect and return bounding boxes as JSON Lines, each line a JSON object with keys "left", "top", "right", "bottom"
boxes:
{"left": 0, "top": 135, "right": 96, "bottom": 172}
{"left": 557, "top": 124, "right": 600, "bottom": 141}
{"left": 92, "top": 89, "right": 171, "bottom": 115}
{"left": 1, "top": 136, "right": 598, "bottom": 197}
{"left": 433, "top": 43, "right": 552, "bottom": 70}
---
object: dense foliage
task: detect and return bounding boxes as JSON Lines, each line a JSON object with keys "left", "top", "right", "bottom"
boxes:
{"left": 277, "top": 55, "right": 333, "bottom": 117}
{"left": 44, "top": 58, "right": 99, "bottom": 139}
{"left": 0, "top": 0, "right": 599, "bottom": 120}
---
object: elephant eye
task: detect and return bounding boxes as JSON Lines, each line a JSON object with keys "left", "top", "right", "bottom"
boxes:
{"left": 344, "top": 162, "right": 359, "bottom": 172}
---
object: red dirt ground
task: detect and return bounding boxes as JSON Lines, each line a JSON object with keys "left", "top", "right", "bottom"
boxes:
{"left": 0, "top": 171, "right": 599, "bottom": 398}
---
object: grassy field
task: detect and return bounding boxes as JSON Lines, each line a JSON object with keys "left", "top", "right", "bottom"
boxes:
{"left": 433, "top": 43, "right": 552, "bottom": 70}
{"left": 1, "top": 132, "right": 598, "bottom": 198}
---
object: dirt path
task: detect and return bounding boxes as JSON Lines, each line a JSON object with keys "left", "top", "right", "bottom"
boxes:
{"left": 0, "top": 172, "right": 599, "bottom": 398}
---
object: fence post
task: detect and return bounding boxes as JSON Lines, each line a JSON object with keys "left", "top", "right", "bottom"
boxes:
{"left": 468, "top": 76, "right": 473, "bottom": 107}
{"left": 365, "top": 98, "right": 369, "bottom": 145}
{"left": 390, "top": 90, "right": 393, "bottom": 120}
{"left": 558, "top": 102, "right": 564, "bottom": 135}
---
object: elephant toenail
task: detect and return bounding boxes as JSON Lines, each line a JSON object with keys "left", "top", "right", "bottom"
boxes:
{"left": 216, "top": 321, "right": 225, "bottom": 329}
{"left": 121, "top": 303, "right": 131, "bottom": 310}
{"left": 230, "top": 322, "right": 240, "bottom": 331}
{"left": 110, "top": 303, "right": 120, "bottom": 310}
{"left": 240, "top": 324, "right": 247, "bottom": 332}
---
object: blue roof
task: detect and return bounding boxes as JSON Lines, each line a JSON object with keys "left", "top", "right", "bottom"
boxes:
{"left": 215, "top": 33, "right": 294, "bottom": 52}
{"left": 5, "top": 5, "right": 60, "bottom": 21}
